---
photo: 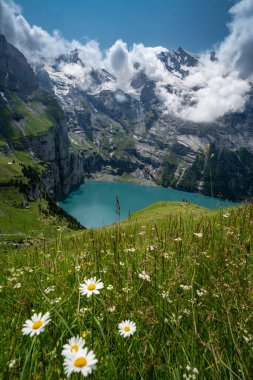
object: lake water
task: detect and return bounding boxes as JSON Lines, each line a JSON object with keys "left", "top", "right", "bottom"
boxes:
{"left": 59, "top": 181, "right": 237, "bottom": 228}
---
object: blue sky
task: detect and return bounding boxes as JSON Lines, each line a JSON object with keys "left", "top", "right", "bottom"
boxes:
{"left": 16, "top": 0, "right": 234, "bottom": 52}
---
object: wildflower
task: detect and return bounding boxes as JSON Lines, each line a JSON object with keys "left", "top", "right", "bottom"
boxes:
{"left": 22, "top": 312, "right": 50, "bottom": 337}
{"left": 122, "top": 287, "right": 131, "bottom": 293}
{"left": 79, "top": 307, "right": 89, "bottom": 315}
{"left": 182, "top": 308, "right": 191, "bottom": 315}
{"left": 160, "top": 290, "right": 172, "bottom": 302}
{"left": 44, "top": 285, "right": 55, "bottom": 294}
{"left": 82, "top": 331, "right": 87, "bottom": 338}
{"left": 118, "top": 320, "right": 136, "bottom": 337}
{"left": 125, "top": 247, "right": 136, "bottom": 253}
{"left": 62, "top": 336, "right": 86, "bottom": 357}
{"left": 193, "top": 232, "right": 203, "bottom": 238}
{"left": 223, "top": 213, "right": 230, "bottom": 218}
{"left": 138, "top": 271, "right": 151, "bottom": 282}
{"left": 13, "top": 283, "right": 21, "bottom": 289}
{"left": 50, "top": 297, "right": 62, "bottom": 305}
{"left": 174, "top": 237, "right": 182, "bottom": 242}
{"left": 79, "top": 307, "right": 89, "bottom": 314}
{"left": 8, "top": 359, "right": 16, "bottom": 368}
{"left": 196, "top": 288, "right": 207, "bottom": 297}
{"left": 80, "top": 277, "right": 104, "bottom": 297}
{"left": 108, "top": 305, "right": 116, "bottom": 312}
{"left": 183, "top": 364, "right": 199, "bottom": 379}
{"left": 180, "top": 284, "right": 192, "bottom": 291}
{"left": 63, "top": 347, "right": 97, "bottom": 377}
{"left": 107, "top": 284, "right": 113, "bottom": 290}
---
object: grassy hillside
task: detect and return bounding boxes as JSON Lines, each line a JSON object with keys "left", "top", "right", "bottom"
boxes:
{"left": 0, "top": 149, "right": 82, "bottom": 242}
{"left": 125, "top": 201, "right": 212, "bottom": 223}
{"left": 0, "top": 186, "right": 75, "bottom": 242}
{"left": 0, "top": 91, "right": 63, "bottom": 143}
{"left": 0, "top": 201, "right": 252, "bottom": 379}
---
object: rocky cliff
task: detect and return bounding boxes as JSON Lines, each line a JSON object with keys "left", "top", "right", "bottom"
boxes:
{"left": 1, "top": 34, "right": 253, "bottom": 202}
{"left": 35, "top": 47, "right": 253, "bottom": 201}
{"left": 0, "top": 34, "right": 84, "bottom": 199}
{"left": 0, "top": 34, "right": 38, "bottom": 98}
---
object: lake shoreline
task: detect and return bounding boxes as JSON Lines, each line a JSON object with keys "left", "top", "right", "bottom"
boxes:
{"left": 60, "top": 180, "right": 237, "bottom": 229}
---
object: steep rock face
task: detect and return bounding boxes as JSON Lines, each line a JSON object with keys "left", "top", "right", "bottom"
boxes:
{"left": 0, "top": 35, "right": 85, "bottom": 199}
{"left": 14, "top": 123, "right": 85, "bottom": 198}
{"left": 0, "top": 34, "right": 38, "bottom": 97}
{"left": 2, "top": 35, "right": 252, "bottom": 202}
{"left": 37, "top": 47, "right": 253, "bottom": 201}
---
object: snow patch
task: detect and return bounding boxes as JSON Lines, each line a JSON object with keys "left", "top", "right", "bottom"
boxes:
{"left": 0, "top": 92, "right": 7, "bottom": 102}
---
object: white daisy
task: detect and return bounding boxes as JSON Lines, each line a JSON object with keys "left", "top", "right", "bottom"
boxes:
{"left": 80, "top": 277, "right": 104, "bottom": 297}
{"left": 22, "top": 312, "right": 50, "bottom": 337}
{"left": 118, "top": 320, "right": 136, "bottom": 337}
{"left": 61, "top": 336, "right": 86, "bottom": 357}
{"left": 63, "top": 347, "right": 97, "bottom": 377}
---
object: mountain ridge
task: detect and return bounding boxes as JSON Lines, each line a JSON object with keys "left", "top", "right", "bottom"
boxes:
{"left": 1, "top": 34, "right": 253, "bottom": 201}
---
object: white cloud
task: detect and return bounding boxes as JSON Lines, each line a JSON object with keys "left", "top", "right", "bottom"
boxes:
{"left": 164, "top": 0, "right": 253, "bottom": 122}
{"left": 0, "top": 0, "right": 252, "bottom": 123}
{"left": 103, "top": 40, "right": 136, "bottom": 91}
{"left": 0, "top": 0, "right": 101, "bottom": 66}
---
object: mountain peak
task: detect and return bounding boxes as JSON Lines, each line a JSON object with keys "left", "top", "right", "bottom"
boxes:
{"left": 54, "top": 49, "right": 84, "bottom": 68}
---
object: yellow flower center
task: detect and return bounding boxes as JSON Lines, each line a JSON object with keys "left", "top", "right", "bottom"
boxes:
{"left": 87, "top": 283, "right": 96, "bottom": 291}
{"left": 124, "top": 326, "right": 130, "bottom": 332}
{"left": 70, "top": 344, "right": 79, "bottom": 352}
{"left": 74, "top": 357, "right": 87, "bottom": 368}
{"left": 32, "top": 320, "right": 43, "bottom": 330}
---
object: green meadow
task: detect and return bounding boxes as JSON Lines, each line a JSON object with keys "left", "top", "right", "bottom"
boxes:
{"left": 0, "top": 200, "right": 252, "bottom": 379}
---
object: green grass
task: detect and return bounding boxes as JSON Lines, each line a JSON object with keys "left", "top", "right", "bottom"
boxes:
{"left": 0, "top": 149, "right": 71, "bottom": 242}
{"left": 0, "top": 187, "right": 73, "bottom": 242}
{"left": 0, "top": 202, "right": 252, "bottom": 379}
{"left": 0, "top": 154, "right": 23, "bottom": 183}
{"left": 0, "top": 102, "right": 23, "bottom": 141}
{"left": 12, "top": 96, "right": 54, "bottom": 137}
{"left": 0, "top": 151, "right": 45, "bottom": 184}
{"left": 0, "top": 138, "right": 7, "bottom": 149}
{"left": 126, "top": 201, "right": 213, "bottom": 223}
{"left": 0, "top": 94, "right": 55, "bottom": 143}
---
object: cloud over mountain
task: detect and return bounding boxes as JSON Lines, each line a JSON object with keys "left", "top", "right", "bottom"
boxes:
{"left": 0, "top": 0, "right": 252, "bottom": 123}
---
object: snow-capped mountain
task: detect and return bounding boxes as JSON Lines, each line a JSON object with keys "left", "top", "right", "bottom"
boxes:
{"left": 158, "top": 47, "right": 198, "bottom": 78}
{"left": 34, "top": 46, "right": 253, "bottom": 201}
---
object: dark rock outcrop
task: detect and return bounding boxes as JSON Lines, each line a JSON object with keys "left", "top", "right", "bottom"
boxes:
{"left": 0, "top": 34, "right": 38, "bottom": 97}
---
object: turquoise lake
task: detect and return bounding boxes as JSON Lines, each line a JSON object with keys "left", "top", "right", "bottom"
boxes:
{"left": 59, "top": 181, "right": 237, "bottom": 228}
